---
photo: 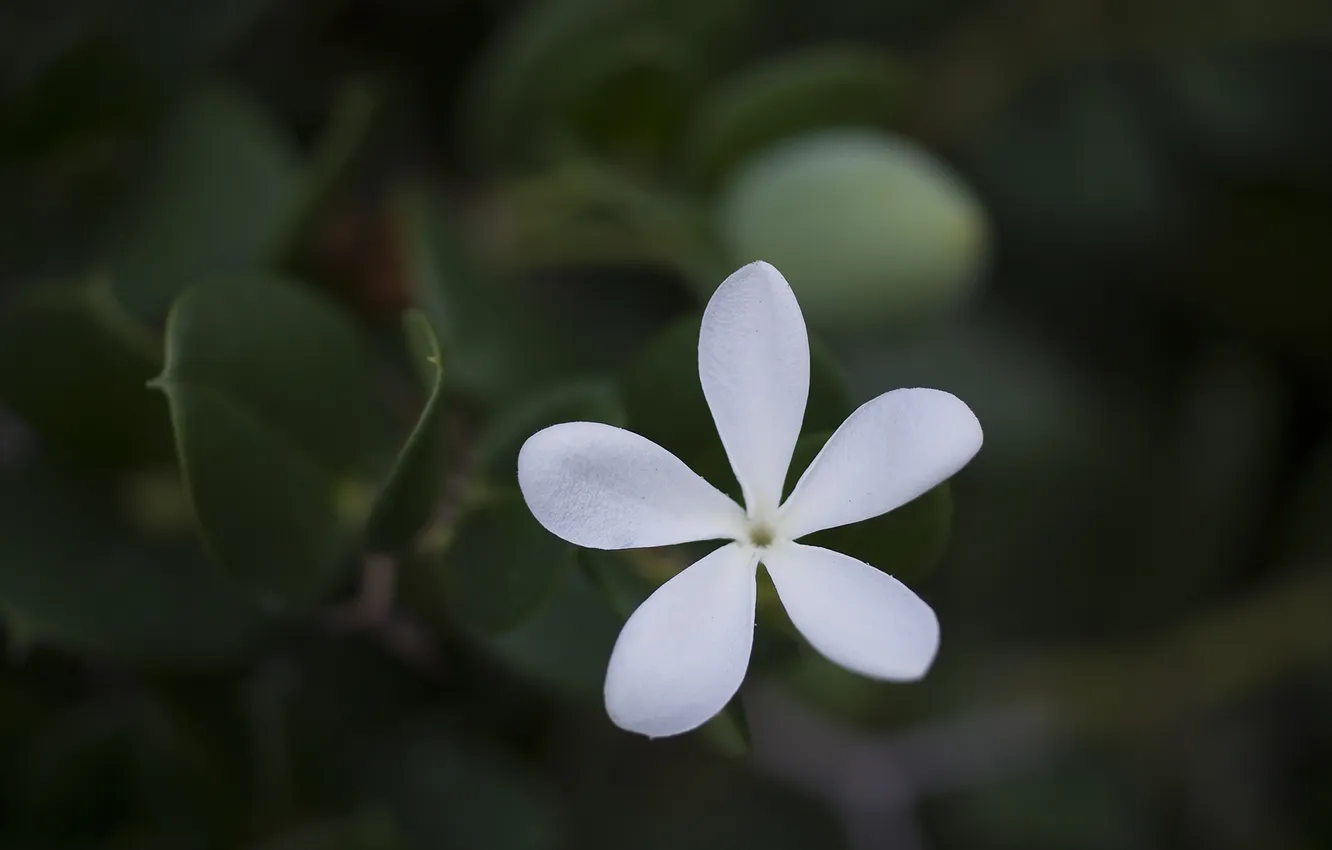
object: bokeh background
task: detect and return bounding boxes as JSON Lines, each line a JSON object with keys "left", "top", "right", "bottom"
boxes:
{"left": 3, "top": 0, "right": 1332, "bottom": 848}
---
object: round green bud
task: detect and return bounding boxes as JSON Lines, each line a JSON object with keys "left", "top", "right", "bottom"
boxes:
{"left": 718, "top": 129, "right": 989, "bottom": 327}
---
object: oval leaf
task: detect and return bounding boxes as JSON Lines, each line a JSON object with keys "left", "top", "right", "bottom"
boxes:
{"left": 0, "top": 466, "right": 266, "bottom": 666}
{"left": 444, "top": 493, "right": 576, "bottom": 633}
{"left": 720, "top": 130, "right": 988, "bottom": 329}
{"left": 361, "top": 721, "right": 559, "bottom": 850}
{"left": 108, "top": 86, "right": 301, "bottom": 318}
{"left": 154, "top": 279, "right": 400, "bottom": 605}
{"left": 480, "top": 565, "right": 623, "bottom": 699}
{"left": 0, "top": 277, "right": 172, "bottom": 468}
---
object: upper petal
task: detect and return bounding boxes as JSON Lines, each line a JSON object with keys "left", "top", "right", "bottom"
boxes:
{"left": 518, "top": 422, "right": 745, "bottom": 549}
{"left": 699, "top": 261, "right": 810, "bottom": 521}
{"left": 604, "top": 543, "right": 759, "bottom": 737}
{"left": 762, "top": 542, "right": 939, "bottom": 680}
{"left": 779, "top": 387, "right": 981, "bottom": 540}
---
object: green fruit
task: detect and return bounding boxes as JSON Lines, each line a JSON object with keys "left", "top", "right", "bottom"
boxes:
{"left": 719, "top": 130, "right": 988, "bottom": 327}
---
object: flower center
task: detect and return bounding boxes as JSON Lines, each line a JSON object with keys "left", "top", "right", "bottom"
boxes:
{"left": 747, "top": 522, "right": 776, "bottom": 548}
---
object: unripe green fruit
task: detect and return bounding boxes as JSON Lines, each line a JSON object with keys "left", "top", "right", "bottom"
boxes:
{"left": 719, "top": 130, "right": 989, "bottom": 327}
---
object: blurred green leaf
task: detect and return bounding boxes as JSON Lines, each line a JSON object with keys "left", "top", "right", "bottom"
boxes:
{"left": 444, "top": 493, "right": 576, "bottom": 633}
{"left": 252, "top": 811, "right": 406, "bottom": 850}
{"left": 620, "top": 314, "right": 851, "bottom": 499}
{"left": 280, "top": 80, "right": 382, "bottom": 269}
{"left": 398, "top": 189, "right": 687, "bottom": 402}
{"left": 480, "top": 566, "right": 622, "bottom": 699}
{"left": 788, "top": 431, "right": 953, "bottom": 583}
{"left": 1279, "top": 436, "right": 1332, "bottom": 566}
{"left": 561, "top": 33, "right": 699, "bottom": 165}
{"left": 11, "top": 692, "right": 236, "bottom": 843}
{"left": 463, "top": 0, "right": 752, "bottom": 164}
{"left": 1168, "top": 187, "right": 1332, "bottom": 373}
{"left": 698, "top": 697, "right": 751, "bottom": 757}
{"left": 578, "top": 548, "right": 653, "bottom": 619}
{"left": 686, "top": 47, "right": 907, "bottom": 186}
{"left": 719, "top": 129, "right": 988, "bottom": 328}
{"left": 922, "top": 753, "right": 1153, "bottom": 850}
{"left": 361, "top": 721, "right": 559, "bottom": 850}
{"left": 0, "top": 277, "right": 171, "bottom": 468}
{"left": 601, "top": 767, "right": 850, "bottom": 850}
{"left": 0, "top": 465, "right": 265, "bottom": 665}
{"left": 154, "top": 279, "right": 400, "bottom": 605}
{"left": 394, "top": 189, "right": 552, "bottom": 402}
{"left": 960, "top": 65, "right": 1178, "bottom": 276}
{"left": 110, "top": 0, "right": 276, "bottom": 74}
{"left": 108, "top": 85, "right": 301, "bottom": 318}
{"left": 365, "top": 311, "right": 448, "bottom": 555}
{"left": 495, "top": 164, "right": 726, "bottom": 290}
{"left": 476, "top": 378, "right": 625, "bottom": 481}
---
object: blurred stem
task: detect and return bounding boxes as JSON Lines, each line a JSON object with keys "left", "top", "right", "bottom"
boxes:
{"left": 323, "top": 555, "right": 447, "bottom": 681}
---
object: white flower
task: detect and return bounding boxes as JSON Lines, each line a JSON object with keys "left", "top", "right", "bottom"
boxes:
{"left": 517, "top": 262, "right": 982, "bottom": 738}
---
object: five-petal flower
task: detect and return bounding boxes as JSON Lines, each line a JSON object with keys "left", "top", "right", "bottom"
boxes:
{"left": 517, "top": 262, "right": 982, "bottom": 737}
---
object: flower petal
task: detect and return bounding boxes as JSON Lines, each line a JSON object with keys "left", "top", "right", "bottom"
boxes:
{"left": 779, "top": 387, "right": 981, "bottom": 540}
{"left": 762, "top": 542, "right": 938, "bottom": 680}
{"left": 699, "top": 261, "right": 810, "bottom": 521}
{"left": 518, "top": 422, "right": 745, "bottom": 549}
{"left": 604, "top": 543, "right": 759, "bottom": 737}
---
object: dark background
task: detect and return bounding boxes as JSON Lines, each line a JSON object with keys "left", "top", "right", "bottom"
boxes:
{"left": 2, "top": 0, "right": 1332, "bottom": 848}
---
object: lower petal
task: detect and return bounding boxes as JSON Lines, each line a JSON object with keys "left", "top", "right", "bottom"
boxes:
{"left": 604, "top": 543, "right": 759, "bottom": 737}
{"left": 762, "top": 542, "right": 939, "bottom": 681}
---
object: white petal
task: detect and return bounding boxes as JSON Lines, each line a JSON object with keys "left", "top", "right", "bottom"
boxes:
{"left": 604, "top": 543, "right": 759, "bottom": 737}
{"left": 518, "top": 422, "right": 745, "bottom": 549}
{"left": 762, "top": 542, "right": 938, "bottom": 680}
{"left": 699, "top": 261, "right": 810, "bottom": 521}
{"left": 779, "top": 387, "right": 981, "bottom": 540}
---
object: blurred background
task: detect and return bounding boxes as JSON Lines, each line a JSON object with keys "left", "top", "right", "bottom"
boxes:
{"left": 3, "top": 0, "right": 1332, "bottom": 848}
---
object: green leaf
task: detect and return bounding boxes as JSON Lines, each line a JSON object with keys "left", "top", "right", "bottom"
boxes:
{"left": 698, "top": 697, "right": 751, "bottom": 757}
{"left": 365, "top": 311, "right": 448, "bottom": 555}
{"left": 396, "top": 189, "right": 680, "bottom": 402}
{"left": 443, "top": 493, "right": 576, "bottom": 633}
{"left": 108, "top": 86, "right": 301, "bottom": 318}
{"left": 462, "top": 0, "right": 751, "bottom": 164}
{"left": 578, "top": 548, "right": 653, "bottom": 619}
{"left": 393, "top": 189, "right": 548, "bottom": 402}
{"left": 0, "top": 277, "right": 172, "bottom": 468}
{"left": 620, "top": 315, "right": 851, "bottom": 500}
{"left": 278, "top": 79, "right": 383, "bottom": 269}
{"left": 361, "top": 722, "right": 559, "bottom": 850}
{"left": 0, "top": 465, "right": 266, "bottom": 666}
{"left": 788, "top": 430, "right": 953, "bottom": 583}
{"left": 480, "top": 566, "right": 622, "bottom": 699}
{"left": 153, "top": 279, "right": 401, "bottom": 605}
{"left": 476, "top": 379, "right": 625, "bottom": 481}
{"left": 719, "top": 130, "right": 988, "bottom": 329}
{"left": 685, "top": 47, "right": 907, "bottom": 186}
{"left": 560, "top": 33, "right": 700, "bottom": 165}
